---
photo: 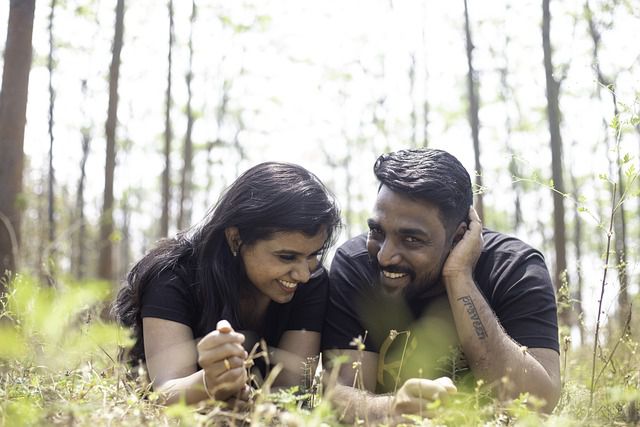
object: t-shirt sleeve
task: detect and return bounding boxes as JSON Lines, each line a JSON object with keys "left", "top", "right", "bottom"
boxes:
{"left": 484, "top": 247, "right": 559, "bottom": 353}
{"left": 284, "top": 271, "right": 329, "bottom": 332}
{"left": 140, "top": 269, "right": 198, "bottom": 328}
{"left": 321, "top": 243, "right": 376, "bottom": 352}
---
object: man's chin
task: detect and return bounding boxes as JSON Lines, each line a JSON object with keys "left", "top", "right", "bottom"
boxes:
{"left": 380, "top": 284, "right": 405, "bottom": 297}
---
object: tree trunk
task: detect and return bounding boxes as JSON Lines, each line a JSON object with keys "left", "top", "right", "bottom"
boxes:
{"left": 206, "top": 80, "right": 230, "bottom": 201}
{"left": 421, "top": 4, "right": 429, "bottom": 148}
{"left": 570, "top": 169, "right": 586, "bottom": 344}
{"left": 178, "top": 0, "right": 196, "bottom": 231}
{"left": 463, "top": 0, "right": 483, "bottom": 220}
{"left": 585, "top": 0, "right": 629, "bottom": 331}
{"left": 119, "top": 193, "right": 131, "bottom": 280}
{"left": 161, "top": 0, "right": 174, "bottom": 237}
{"left": 496, "top": 12, "right": 523, "bottom": 231}
{"left": 98, "top": 0, "right": 125, "bottom": 281}
{"left": 0, "top": 0, "right": 36, "bottom": 288}
{"left": 409, "top": 53, "right": 417, "bottom": 148}
{"left": 542, "top": 0, "right": 570, "bottom": 326}
{"left": 46, "top": 0, "right": 58, "bottom": 283}
{"left": 73, "top": 81, "right": 91, "bottom": 280}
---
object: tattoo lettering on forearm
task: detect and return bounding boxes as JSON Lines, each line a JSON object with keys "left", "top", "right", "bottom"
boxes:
{"left": 457, "top": 295, "right": 488, "bottom": 339}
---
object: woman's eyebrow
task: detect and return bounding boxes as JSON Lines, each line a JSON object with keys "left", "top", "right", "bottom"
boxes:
{"left": 274, "top": 247, "right": 324, "bottom": 257}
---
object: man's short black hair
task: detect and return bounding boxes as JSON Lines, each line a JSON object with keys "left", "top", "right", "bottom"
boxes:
{"left": 373, "top": 148, "right": 473, "bottom": 233}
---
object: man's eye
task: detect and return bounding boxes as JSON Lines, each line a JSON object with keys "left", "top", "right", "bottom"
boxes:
{"left": 278, "top": 254, "right": 296, "bottom": 262}
{"left": 404, "top": 236, "right": 422, "bottom": 244}
{"left": 368, "top": 227, "right": 383, "bottom": 236}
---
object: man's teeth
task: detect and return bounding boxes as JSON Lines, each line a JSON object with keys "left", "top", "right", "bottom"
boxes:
{"left": 382, "top": 271, "right": 407, "bottom": 279}
{"left": 278, "top": 280, "right": 297, "bottom": 289}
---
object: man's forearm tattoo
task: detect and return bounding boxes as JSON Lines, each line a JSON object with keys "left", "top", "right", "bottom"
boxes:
{"left": 457, "top": 295, "right": 488, "bottom": 339}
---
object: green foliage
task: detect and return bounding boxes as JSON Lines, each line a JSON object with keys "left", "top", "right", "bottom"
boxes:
{"left": 2, "top": 274, "right": 639, "bottom": 425}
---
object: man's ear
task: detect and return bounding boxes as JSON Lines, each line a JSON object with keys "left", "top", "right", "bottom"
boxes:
{"left": 224, "top": 226, "right": 242, "bottom": 255}
{"left": 451, "top": 221, "right": 468, "bottom": 247}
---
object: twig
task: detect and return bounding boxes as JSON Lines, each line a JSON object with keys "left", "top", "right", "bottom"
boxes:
{"left": 589, "top": 182, "right": 616, "bottom": 408}
{"left": 594, "top": 305, "right": 632, "bottom": 385}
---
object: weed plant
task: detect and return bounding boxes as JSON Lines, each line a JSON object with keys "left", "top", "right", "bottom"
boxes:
{"left": 1, "top": 272, "right": 639, "bottom": 425}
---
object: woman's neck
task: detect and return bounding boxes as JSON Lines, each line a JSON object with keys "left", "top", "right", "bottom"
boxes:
{"left": 239, "top": 287, "right": 270, "bottom": 331}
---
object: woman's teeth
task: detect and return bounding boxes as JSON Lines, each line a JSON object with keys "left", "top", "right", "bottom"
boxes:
{"left": 278, "top": 279, "right": 297, "bottom": 289}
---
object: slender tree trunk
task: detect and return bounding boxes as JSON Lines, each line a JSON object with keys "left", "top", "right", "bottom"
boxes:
{"left": 463, "top": 0, "right": 483, "bottom": 219}
{"left": 421, "top": 4, "right": 429, "bottom": 148}
{"left": 409, "top": 53, "right": 417, "bottom": 148}
{"left": 119, "top": 193, "right": 131, "bottom": 279}
{"left": 46, "top": 0, "right": 58, "bottom": 283}
{"left": 178, "top": 0, "right": 196, "bottom": 231}
{"left": 0, "top": 0, "right": 36, "bottom": 287}
{"left": 161, "top": 0, "right": 174, "bottom": 237}
{"left": 496, "top": 12, "right": 523, "bottom": 231}
{"left": 98, "top": 0, "right": 125, "bottom": 281}
{"left": 206, "top": 80, "right": 230, "bottom": 200}
{"left": 570, "top": 169, "right": 586, "bottom": 344}
{"left": 542, "top": 0, "right": 570, "bottom": 326}
{"left": 74, "top": 81, "right": 91, "bottom": 280}
{"left": 585, "top": 0, "right": 629, "bottom": 330}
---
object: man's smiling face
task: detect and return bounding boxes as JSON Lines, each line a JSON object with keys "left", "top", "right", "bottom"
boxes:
{"left": 366, "top": 185, "right": 453, "bottom": 297}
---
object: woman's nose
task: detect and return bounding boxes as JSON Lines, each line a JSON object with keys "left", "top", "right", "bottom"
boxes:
{"left": 290, "top": 261, "right": 311, "bottom": 283}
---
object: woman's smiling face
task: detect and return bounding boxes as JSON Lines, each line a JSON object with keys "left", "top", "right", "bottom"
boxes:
{"left": 237, "top": 228, "right": 328, "bottom": 304}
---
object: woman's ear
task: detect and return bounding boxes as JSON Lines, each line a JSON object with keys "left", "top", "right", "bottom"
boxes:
{"left": 224, "top": 227, "right": 242, "bottom": 256}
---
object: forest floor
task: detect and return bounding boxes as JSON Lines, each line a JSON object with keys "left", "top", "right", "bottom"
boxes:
{"left": 1, "top": 275, "right": 638, "bottom": 426}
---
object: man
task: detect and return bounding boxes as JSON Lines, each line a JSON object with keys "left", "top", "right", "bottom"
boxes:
{"left": 322, "top": 148, "right": 560, "bottom": 422}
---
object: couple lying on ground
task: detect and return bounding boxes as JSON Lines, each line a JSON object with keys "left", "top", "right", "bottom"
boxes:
{"left": 113, "top": 148, "right": 560, "bottom": 422}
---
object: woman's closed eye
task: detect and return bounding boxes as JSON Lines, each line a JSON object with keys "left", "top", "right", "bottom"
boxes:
{"left": 277, "top": 253, "right": 297, "bottom": 262}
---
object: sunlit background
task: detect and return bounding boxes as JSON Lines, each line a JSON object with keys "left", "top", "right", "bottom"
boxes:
{"left": 1, "top": 0, "right": 639, "bottom": 342}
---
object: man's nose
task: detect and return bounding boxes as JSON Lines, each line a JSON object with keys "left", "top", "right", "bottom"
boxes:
{"left": 377, "top": 239, "right": 401, "bottom": 267}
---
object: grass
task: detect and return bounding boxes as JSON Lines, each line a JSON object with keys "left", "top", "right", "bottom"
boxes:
{"left": 0, "top": 274, "right": 638, "bottom": 426}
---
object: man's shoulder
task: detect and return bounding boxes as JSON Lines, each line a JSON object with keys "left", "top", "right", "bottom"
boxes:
{"left": 329, "top": 233, "right": 375, "bottom": 287}
{"left": 335, "top": 233, "right": 369, "bottom": 259}
{"left": 480, "top": 228, "right": 543, "bottom": 258}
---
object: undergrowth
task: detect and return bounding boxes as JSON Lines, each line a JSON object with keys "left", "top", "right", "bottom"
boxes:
{"left": 0, "top": 274, "right": 638, "bottom": 426}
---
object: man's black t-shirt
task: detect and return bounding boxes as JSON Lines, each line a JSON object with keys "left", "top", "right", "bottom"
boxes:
{"left": 321, "top": 230, "right": 559, "bottom": 393}
{"left": 136, "top": 264, "right": 328, "bottom": 365}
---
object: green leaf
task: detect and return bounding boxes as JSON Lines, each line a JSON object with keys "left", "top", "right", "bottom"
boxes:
{"left": 0, "top": 327, "right": 28, "bottom": 360}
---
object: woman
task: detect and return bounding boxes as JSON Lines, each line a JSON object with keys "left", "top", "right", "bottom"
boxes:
{"left": 113, "top": 162, "right": 341, "bottom": 405}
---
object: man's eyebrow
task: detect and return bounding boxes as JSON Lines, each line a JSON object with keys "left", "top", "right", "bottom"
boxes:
{"left": 397, "top": 227, "right": 430, "bottom": 238}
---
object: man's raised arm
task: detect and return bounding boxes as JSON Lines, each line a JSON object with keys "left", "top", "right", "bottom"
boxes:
{"left": 442, "top": 207, "right": 561, "bottom": 412}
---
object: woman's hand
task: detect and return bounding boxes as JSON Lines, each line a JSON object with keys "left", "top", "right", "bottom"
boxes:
{"left": 197, "top": 320, "right": 249, "bottom": 401}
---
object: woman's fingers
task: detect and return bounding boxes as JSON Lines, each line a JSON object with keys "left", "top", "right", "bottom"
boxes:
{"left": 198, "top": 342, "right": 247, "bottom": 371}
{"left": 216, "top": 319, "right": 233, "bottom": 334}
{"left": 206, "top": 366, "right": 248, "bottom": 401}
{"left": 198, "top": 319, "right": 251, "bottom": 401}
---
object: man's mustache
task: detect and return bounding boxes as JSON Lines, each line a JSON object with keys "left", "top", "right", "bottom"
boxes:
{"left": 370, "top": 257, "right": 415, "bottom": 279}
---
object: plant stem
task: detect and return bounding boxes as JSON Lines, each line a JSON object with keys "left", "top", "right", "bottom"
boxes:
{"left": 589, "top": 182, "right": 616, "bottom": 408}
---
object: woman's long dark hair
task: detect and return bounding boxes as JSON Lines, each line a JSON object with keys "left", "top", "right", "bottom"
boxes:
{"left": 113, "top": 162, "right": 341, "bottom": 363}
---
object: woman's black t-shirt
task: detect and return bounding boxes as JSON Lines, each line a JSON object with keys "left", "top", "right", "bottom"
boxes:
{"left": 135, "top": 265, "right": 328, "bottom": 365}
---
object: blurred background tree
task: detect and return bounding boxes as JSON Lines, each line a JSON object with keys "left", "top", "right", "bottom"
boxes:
{"left": 0, "top": 0, "right": 638, "bottom": 347}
